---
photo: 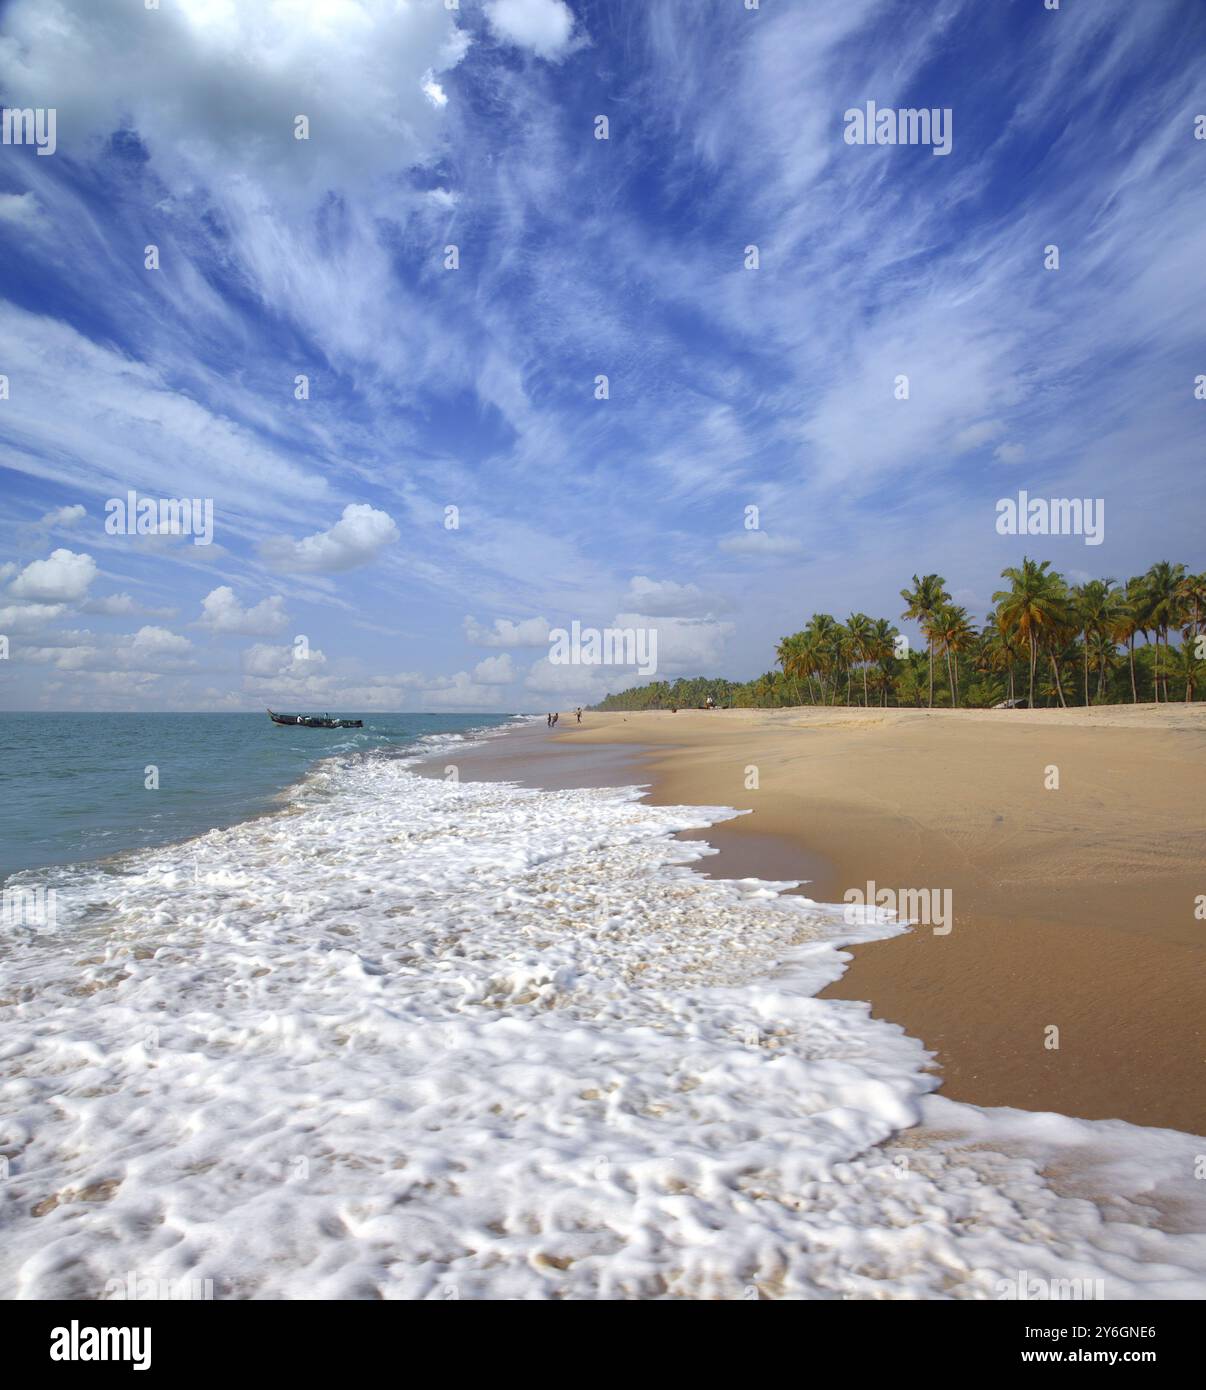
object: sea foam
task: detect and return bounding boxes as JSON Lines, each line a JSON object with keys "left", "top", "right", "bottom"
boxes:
{"left": 1, "top": 740, "right": 1204, "bottom": 1299}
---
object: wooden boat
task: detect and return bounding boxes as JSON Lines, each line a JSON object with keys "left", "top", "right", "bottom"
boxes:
{"left": 267, "top": 709, "right": 363, "bottom": 729}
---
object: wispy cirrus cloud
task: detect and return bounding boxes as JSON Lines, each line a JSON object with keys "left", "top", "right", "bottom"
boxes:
{"left": 1, "top": 0, "right": 1202, "bottom": 709}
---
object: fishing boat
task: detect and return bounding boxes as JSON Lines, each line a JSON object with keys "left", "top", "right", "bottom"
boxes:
{"left": 267, "top": 709, "right": 363, "bottom": 729}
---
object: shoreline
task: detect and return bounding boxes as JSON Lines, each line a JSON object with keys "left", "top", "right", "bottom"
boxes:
{"left": 426, "top": 706, "right": 1206, "bottom": 1135}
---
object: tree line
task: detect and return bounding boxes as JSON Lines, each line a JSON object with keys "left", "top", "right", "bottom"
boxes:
{"left": 591, "top": 559, "right": 1206, "bottom": 711}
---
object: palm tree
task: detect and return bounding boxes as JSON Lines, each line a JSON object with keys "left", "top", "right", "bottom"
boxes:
{"left": 804, "top": 614, "right": 839, "bottom": 704}
{"left": 1044, "top": 616, "right": 1077, "bottom": 708}
{"left": 1114, "top": 577, "right": 1148, "bottom": 703}
{"left": 1087, "top": 629, "right": 1120, "bottom": 702}
{"left": 1178, "top": 571, "right": 1206, "bottom": 644}
{"left": 775, "top": 633, "right": 808, "bottom": 705}
{"left": 932, "top": 603, "right": 975, "bottom": 707}
{"left": 1073, "top": 578, "right": 1117, "bottom": 706}
{"left": 1145, "top": 561, "right": 1187, "bottom": 702}
{"left": 900, "top": 574, "right": 949, "bottom": 709}
{"left": 981, "top": 608, "right": 1021, "bottom": 704}
{"left": 833, "top": 623, "right": 855, "bottom": 705}
{"left": 845, "top": 613, "right": 875, "bottom": 706}
{"left": 993, "top": 558, "right": 1070, "bottom": 708}
{"left": 1167, "top": 642, "right": 1205, "bottom": 703}
{"left": 869, "top": 617, "right": 900, "bottom": 706}
{"left": 752, "top": 671, "right": 777, "bottom": 706}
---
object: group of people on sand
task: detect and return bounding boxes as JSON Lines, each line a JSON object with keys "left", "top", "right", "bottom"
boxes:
{"left": 546, "top": 708, "right": 583, "bottom": 727}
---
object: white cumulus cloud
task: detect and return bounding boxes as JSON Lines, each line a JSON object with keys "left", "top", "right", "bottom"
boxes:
{"left": 260, "top": 504, "right": 399, "bottom": 574}
{"left": 0, "top": 602, "right": 66, "bottom": 630}
{"left": 485, "top": 0, "right": 578, "bottom": 61}
{"left": 242, "top": 642, "right": 328, "bottom": 680}
{"left": 7, "top": 548, "right": 97, "bottom": 602}
{"left": 623, "top": 576, "right": 718, "bottom": 618}
{"left": 198, "top": 586, "right": 289, "bottom": 636}
{"left": 40, "top": 503, "right": 86, "bottom": 527}
{"left": 472, "top": 652, "right": 515, "bottom": 684}
{"left": 463, "top": 614, "right": 551, "bottom": 647}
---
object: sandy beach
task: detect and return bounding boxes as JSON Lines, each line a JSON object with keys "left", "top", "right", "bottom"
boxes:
{"left": 488, "top": 705, "right": 1206, "bottom": 1134}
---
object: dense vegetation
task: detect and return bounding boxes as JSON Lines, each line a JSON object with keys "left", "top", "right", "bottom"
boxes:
{"left": 592, "top": 559, "right": 1206, "bottom": 710}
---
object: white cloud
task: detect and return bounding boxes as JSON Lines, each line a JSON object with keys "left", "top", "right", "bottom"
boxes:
{"left": 242, "top": 643, "right": 328, "bottom": 680}
{"left": 0, "top": 191, "right": 40, "bottom": 225}
{"left": 81, "top": 593, "right": 175, "bottom": 618}
{"left": 953, "top": 420, "right": 1006, "bottom": 453}
{"left": 0, "top": 302, "right": 330, "bottom": 524}
{"left": 260, "top": 504, "right": 399, "bottom": 574}
{"left": 524, "top": 612, "right": 734, "bottom": 696}
{"left": 46, "top": 644, "right": 100, "bottom": 672}
{"left": 82, "top": 593, "right": 136, "bottom": 616}
{"left": 39, "top": 504, "right": 86, "bottom": 527}
{"left": 130, "top": 625, "right": 191, "bottom": 658}
{"left": 0, "top": 602, "right": 66, "bottom": 629}
{"left": 994, "top": 442, "right": 1026, "bottom": 464}
{"left": 198, "top": 586, "right": 289, "bottom": 636}
{"left": 485, "top": 0, "right": 578, "bottom": 61}
{"left": 422, "top": 69, "right": 449, "bottom": 108}
{"left": 718, "top": 532, "right": 802, "bottom": 557}
{"left": 0, "top": 0, "right": 471, "bottom": 203}
{"left": 463, "top": 614, "right": 551, "bottom": 647}
{"left": 613, "top": 612, "right": 734, "bottom": 676}
{"left": 523, "top": 657, "right": 627, "bottom": 703}
{"left": 623, "top": 576, "right": 717, "bottom": 618}
{"left": 472, "top": 652, "right": 515, "bottom": 684}
{"left": 19, "top": 624, "right": 194, "bottom": 675}
{"left": 7, "top": 548, "right": 97, "bottom": 602}
{"left": 422, "top": 670, "right": 512, "bottom": 709}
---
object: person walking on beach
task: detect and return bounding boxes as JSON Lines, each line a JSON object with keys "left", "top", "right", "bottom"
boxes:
{"left": 552, "top": 712, "right": 559, "bottom": 727}
{"left": 576, "top": 707, "right": 582, "bottom": 723}
{"left": 546, "top": 712, "right": 552, "bottom": 727}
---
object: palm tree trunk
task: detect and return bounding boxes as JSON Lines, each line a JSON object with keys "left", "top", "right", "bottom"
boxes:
{"left": 1082, "top": 634, "right": 1090, "bottom": 706}
{"left": 1051, "top": 649, "right": 1068, "bottom": 707}
{"left": 1128, "top": 637, "right": 1137, "bottom": 702}
{"left": 928, "top": 637, "right": 934, "bottom": 709}
{"left": 1028, "top": 634, "right": 1037, "bottom": 708}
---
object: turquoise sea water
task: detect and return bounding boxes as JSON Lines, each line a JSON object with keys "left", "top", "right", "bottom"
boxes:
{"left": 0, "top": 711, "right": 518, "bottom": 881}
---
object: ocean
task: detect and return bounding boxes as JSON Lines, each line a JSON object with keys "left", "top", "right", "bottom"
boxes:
{"left": 0, "top": 711, "right": 519, "bottom": 882}
{"left": 2, "top": 716, "right": 1205, "bottom": 1298}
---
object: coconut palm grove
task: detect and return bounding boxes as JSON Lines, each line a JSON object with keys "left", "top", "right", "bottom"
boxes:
{"left": 593, "top": 560, "right": 1206, "bottom": 711}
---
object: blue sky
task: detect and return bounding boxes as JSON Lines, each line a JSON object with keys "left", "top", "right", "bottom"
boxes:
{"left": 0, "top": 0, "right": 1203, "bottom": 711}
